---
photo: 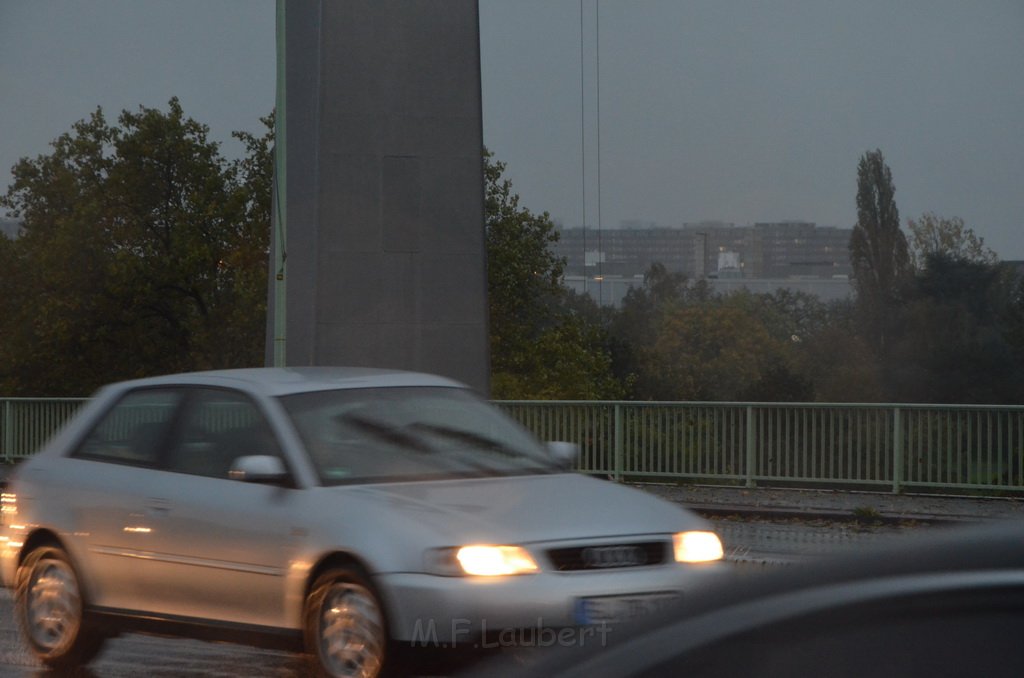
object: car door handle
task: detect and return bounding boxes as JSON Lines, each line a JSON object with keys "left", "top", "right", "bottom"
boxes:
{"left": 145, "top": 498, "right": 172, "bottom": 515}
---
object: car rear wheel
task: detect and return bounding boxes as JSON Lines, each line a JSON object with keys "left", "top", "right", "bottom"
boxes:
{"left": 15, "top": 544, "right": 106, "bottom": 669}
{"left": 304, "top": 565, "right": 388, "bottom": 678}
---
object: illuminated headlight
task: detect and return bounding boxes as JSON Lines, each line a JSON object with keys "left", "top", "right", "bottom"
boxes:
{"left": 0, "top": 492, "right": 16, "bottom": 526}
{"left": 673, "top": 531, "right": 724, "bottom": 563}
{"left": 426, "top": 545, "right": 539, "bottom": 576}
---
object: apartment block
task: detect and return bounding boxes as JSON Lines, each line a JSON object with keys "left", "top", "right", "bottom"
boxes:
{"left": 554, "top": 221, "right": 852, "bottom": 280}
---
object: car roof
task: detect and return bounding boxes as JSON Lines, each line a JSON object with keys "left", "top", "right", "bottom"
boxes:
{"left": 98, "top": 367, "right": 468, "bottom": 398}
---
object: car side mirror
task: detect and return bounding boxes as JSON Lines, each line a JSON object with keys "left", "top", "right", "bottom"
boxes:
{"left": 229, "top": 455, "right": 290, "bottom": 484}
{"left": 546, "top": 441, "right": 580, "bottom": 470}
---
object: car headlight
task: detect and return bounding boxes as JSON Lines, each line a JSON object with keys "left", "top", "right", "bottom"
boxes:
{"left": 0, "top": 492, "right": 16, "bottom": 526}
{"left": 673, "top": 531, "right": 724, "bottom": 563}
{"left": 426, "top": 545, "right": 539, "bottom": 576}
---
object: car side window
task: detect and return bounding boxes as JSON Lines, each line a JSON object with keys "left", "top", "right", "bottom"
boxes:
{"left": 162, "top": 388, "right": 284, "bottom": 480}
{"left": 74, "top": 389, "right": 183, "bottom": 466}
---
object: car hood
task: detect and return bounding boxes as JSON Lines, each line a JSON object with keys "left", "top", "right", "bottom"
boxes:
{"left": 333, "top": 473, "right": 707, "bottom": 545}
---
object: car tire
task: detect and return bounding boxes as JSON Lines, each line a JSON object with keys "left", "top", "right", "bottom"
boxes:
{"left": 15, "top": 544, "right": 106, "bottom": 669}
{"left": 304, "top": 565, "right": 389, "bottom": 678}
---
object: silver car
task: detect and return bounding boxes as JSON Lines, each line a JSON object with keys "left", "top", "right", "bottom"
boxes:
{"left": 0, "top": 367, "right": 725, "bottom": 677}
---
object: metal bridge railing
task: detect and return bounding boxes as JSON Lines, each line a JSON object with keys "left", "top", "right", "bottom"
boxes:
{"left": 498, "top": 401, "right": 1024, "bottom": 494}
{"left": 4, "top": 397, "right": 1024, "bottom": 494}
{"left": 1, "top": 398, "right": 89, "bottom": 463}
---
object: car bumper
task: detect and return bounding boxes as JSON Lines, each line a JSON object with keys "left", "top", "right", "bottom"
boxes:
{"left": 378, "top": 562, "right": 728, "bottom": 645}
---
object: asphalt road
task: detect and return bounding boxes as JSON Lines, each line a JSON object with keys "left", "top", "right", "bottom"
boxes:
{"left": 0, "top": 588, "right": 309, "bottom": 676}
{"left": 714, "top": 516, "right": 925, "bottom": 565}
{"left": 0, "top": 516, "right": 934, "bottom": 676}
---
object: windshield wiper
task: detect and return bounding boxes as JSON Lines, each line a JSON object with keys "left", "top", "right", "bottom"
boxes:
{"left": 337, "top": 413, "right": 436, "bottom": 454}
{"left": 338, "top": 415, "right": 548, "bottom": 475}
{"left": 406, "top": 422, "right": 531, "bottom": 460}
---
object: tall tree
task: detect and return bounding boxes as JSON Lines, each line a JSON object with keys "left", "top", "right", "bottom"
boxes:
{"left": 484, "top": 149, "right": 565, "bottom": 364}
{"left": 906, "top": 212, "right": 997, "bottom": 272}
{"left": 887, "top": 253, "right": 1022, "bottom": 403}
{"left": 0, "top": 100, "right": 271, "bottom": 395}
{"left": 849, "top": 149, "right": 910, "bottom": 353}
{"left": 608, "top": 263, "right": 689, "bottom": 394}
{"left": 484, "top": 150, "right": 619, "bottom": 399}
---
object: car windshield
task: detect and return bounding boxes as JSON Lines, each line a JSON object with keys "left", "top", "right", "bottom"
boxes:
{"left": 279, "top": 386, "right": 559, "bottom": 485}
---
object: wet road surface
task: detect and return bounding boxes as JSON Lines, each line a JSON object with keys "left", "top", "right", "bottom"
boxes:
{"left": 0, "top": 589, "right": 308, "bottom": 676}
{"left": 0, "top": 588, "right": 509, "bottom": 677}
{"left": 715, "top": 517, "right": 925, "bottom": 565}
{"left": 0, "top": 517, "right": 942, "bottom": 675}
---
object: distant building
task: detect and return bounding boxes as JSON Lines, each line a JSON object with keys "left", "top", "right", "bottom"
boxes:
{"left": 555, "top": 220, "right": 852, "bottom": 280}
{"left": 555, "top": 224, "right": 702, "bottom": 277}
{"left": 747, "top": 221, "right": 851, "bottom": 279}
{"left": 555, "top": 220, "right": 854, "bottom": 306}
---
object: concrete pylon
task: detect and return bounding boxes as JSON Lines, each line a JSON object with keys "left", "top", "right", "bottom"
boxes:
{"left": 268, "top": 1, "right": 490, "bottom": 394}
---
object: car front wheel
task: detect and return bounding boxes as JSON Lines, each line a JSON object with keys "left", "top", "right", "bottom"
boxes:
{"left": 304, "top": 565, "right": 388, "bottom": 678}
{"left": 15, "top": 544, "right": 106, "bottom": 669}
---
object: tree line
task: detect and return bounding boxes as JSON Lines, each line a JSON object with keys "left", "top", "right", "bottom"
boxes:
{"left": 498, "top": 148, "right": 1024, "bottom": 404}
{"left": 2, "top": 102, "right": 1022, "bottom": 403}
{"left": 0, "top": 100, "right": 271, "bottom": 395}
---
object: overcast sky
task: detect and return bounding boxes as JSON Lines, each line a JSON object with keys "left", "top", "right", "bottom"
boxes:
{"left": 2, "top": 1, "right": 1023, "bottom": 257}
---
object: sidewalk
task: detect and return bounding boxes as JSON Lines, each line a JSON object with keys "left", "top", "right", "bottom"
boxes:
{"left": 638, "top": 483, "right": 1024, "bottom": 523}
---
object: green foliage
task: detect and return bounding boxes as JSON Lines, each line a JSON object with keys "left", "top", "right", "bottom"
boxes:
{"left": 907, "top": 212, "right": 998, "bottom": 271}
{"left": 608, "top": 267, "right": 815, "bottom": 402}
{"left": 637, "top": 301, "right": 808, "bottom": 402}
{"left": 795, "top": 326, "right": 884, "bottom": 402}
{"left": 849, "top": 149, "right": 911, "bottom": 354}
{"left": 851, "top": 505, "right": 882, "bottom": 524}
{"left": 1002, "top": 273, "right": 1024, "bottom": 369}
{"left": 490, "top": 317, "right": 621, "bottom": 400}
{"left": 885, "top": 254, "right": 1023, "bottom": 403}
{"left": 608, "top": 263, "right": 691, "bottom": 392}
{"left": 480, "top": 147, "right": 1021, "bottom": 405}
{"left": 485, "top": 149, "right": 564, "bottom": 365}
{"left": 484, "top": 150, "right": 620, "bottom": 400}
{"left": 4, "top": 113, "right": 1020, "bottom": 407}
{"left": 487, "top": 147, "right": 1021, "bottom": 405}
{"left": 0, "top": 99, "right": 272, "bottom": 395}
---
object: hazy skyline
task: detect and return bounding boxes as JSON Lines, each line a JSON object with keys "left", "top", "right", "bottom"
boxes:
{"left": 3, "top": 1, "right": 1023, "bottom": 257}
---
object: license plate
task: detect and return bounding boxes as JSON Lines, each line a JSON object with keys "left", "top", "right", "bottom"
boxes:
{"left": 574, "top": 592, "right": 680, "bottom": 625}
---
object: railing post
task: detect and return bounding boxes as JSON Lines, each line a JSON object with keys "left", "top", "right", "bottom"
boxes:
{"left": 745, "top": 405, "right": 756, "bottom": 488}
{"left": 613, "top": 404, "right": 624, "bottom": 482}
{"left": 892, "top": 407, "right": 903, "bottom": 494}
{"left": 2, "top": 400, "right": 11, "bottom": 464}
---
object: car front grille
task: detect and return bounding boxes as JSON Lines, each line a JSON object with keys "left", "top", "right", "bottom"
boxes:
{"left": 546, "top": 541, "right": 668, "bottom": 571}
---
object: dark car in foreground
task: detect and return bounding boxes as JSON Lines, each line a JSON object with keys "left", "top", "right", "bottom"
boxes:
{"left": 0, "top": 367, "right": 725, "bottom": 677}
{"left": 472, "top": 519, "right": 1024, "bottom": 678}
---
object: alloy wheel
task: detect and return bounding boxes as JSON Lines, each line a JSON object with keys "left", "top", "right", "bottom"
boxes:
{"left": 317, "top": 581, "right": 385, "bottom": 678}
{"left": 25, "top": 556, "right": 81, "bottom": 651}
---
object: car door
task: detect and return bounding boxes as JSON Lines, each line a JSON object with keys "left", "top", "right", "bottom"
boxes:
{"left": 64, "top": 387, "right": 186, "bottom": 614}
{"left": 136, "top": 387, "right": 301, "bottom": 628}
